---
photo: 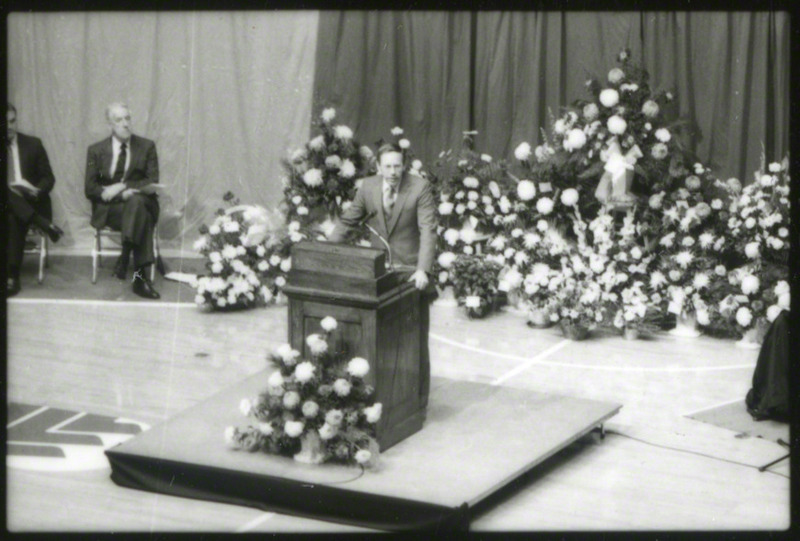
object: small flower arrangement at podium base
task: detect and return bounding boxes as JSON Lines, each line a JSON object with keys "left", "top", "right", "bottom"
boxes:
{"left": 225, "top": 316, "right": 382, "bottom": 469}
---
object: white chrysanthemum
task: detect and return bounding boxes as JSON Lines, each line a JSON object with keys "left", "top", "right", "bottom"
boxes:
{"left": 291, "top": 361, "right": 315, "bottom": 385}
{"left": 564, "top": 128, "right": 587, "bottom": 151}
{"left": 553, "top": 119, "right": 567, "bottom": 134}
{"left": 275, "top": 344, "right": 300, "bottom": 366}
{"left": 460, "top": 228, "right": 477, "bottom": 245}
{"left": 437, "top": 251, "right": 457, "bottom": 269}
{"left": 239, "top": 398, "right": 253, "bottom": 417}
{"left": 282, "top": 391, "right": 300, "bottom": 409}
{"left": 481, "top": 154, "right": 492, "bottom": 162}
{"left": 280, "top": 258, "right": 292, "bottom": 273}
{"left": 321, "top": 108, "right": 336, "bottom": 122}
{"left": 398, "top": 138, "right": 410, "bottom": 149}
{"left": 308, "top": 135, "right": 325, "bottom": 151}
{"left": 364, "top": 403, "right": 382, "bottom": 423}
{"left": 305, "top": 333, "right": 328, "bottom": 355}
{"left": 536, "top": 219, "right": 549, "bottom": 232}
{"left": 318, "top": 423, "right": 337, "bottom": 440}
{"left": 325, "top": 155, "right": 342, "bottom": 169}
{"left": 355, "top": 449, "right": 372, "bottom": 464}
{"left": 766, "top": 305, "right": 783, "bottom": 322}
{"left": 608, "top": 67, "right": 625, "bottom": 83}
{"left": 651, "top": 143, "right": 668, "bottom": 160}
{"left": 583, "top": 103, "right": 600, "bottom": 120}
{"left": 347, "top": 357, "right": 370, "bottom": 378}
{"left": 193, "top": 236, "right": 209, "bottom": 251}
{"left": 517, "top": 180, "right": 536, "bottom": 201}
{"left": 642, "top": 100, "right": 659, "bottom": 117}
{"left": 650, "top": 271, "right": 667, "bottom": 289}
{"left": 560, "top": 188, "right": 579, "bottom": 207}
{"left": 325, "top": 409, "right": 344, "bottom": 427}
{"left": 257, "top": 422, "right": 274, "bottom": 436}
{"left": 465, "top": 296, "right": 482, "bottom": 308}
{"left": 339, "top": 159, "right": 356, "bottom": 178}
{"left": 302, "top": 168, "right": 323, "bottom": 187}
{"left": 735, "top": 306, "right": 753, "bottom": 328}
{"left": 515, "top": 141, "right": 532, "bottom": 161}
{"left": 284, "top": 420, "right": 304, "bottom": 438}
{"left": 332, "top": 378, "right": 352, "bottom": 397}
{"left": 607, "top": 115, "right": 627, "bottom": 135}
{"left": 311, "top": 317, "right": 336, "bottom": 335}
{"left": 334, "top": 125, "right": 353, "bottom": 140}
{"left": 693, "top": 273, "right": 710, "bottom": 290}
{"left": 412, "top": 159, "right": 423, "bottom": 171}
{"left": 536, "top": 197, "right": 554, "bottom": 215}
{"left": 444, "top": 228, "right": 460, "bottom": 246}
{"left": 655, "top": 128, "right": 671, "bottom": 143}
{"left": 741, "top": 275, "right": 760, "bottom": 296}
{"left": 301, "top": 400, "right": 319, "bottom": 418}
{"left": 599, "top": 88, "right": 620, "bottom": 108}
{"left": 463, "top": 176, "right": 480, "bottom": 189}
{"left": 391, "top": 126, "right": 404, "bottom": 136}
{"left": 435, "top": 201, "right": 454, "bottom": 216}
{"left": 745, "top": 242, "right": 760, "bottom": 259}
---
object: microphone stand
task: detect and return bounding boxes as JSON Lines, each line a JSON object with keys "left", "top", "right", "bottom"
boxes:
{"left": 363, "top": 221, "right": 393, "bottom": 272}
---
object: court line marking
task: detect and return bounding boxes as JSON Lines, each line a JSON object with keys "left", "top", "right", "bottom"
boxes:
{"left": 491, "top": 340, "right": 571, "bottom": 386}
{"left": 430, "top": 332, "right": 756, "bottom": 373}
{"left": 683, "top": 397, "right": 746, "bottom": 417}
{"left": 7, "top": 406, "right": 49, "bottom": 429}
{"left": 8, "top": 298, "right": 196, "bottom": 308}
{"left": 236, "top": 512, "right": 276, "bottom": 533}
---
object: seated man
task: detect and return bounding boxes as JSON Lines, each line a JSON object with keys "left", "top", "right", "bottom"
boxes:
{"left": 328, "top": 143, "right": 437, "bottom": 408}
{"left": 85, "top": 102, "right": 160, "bottom": 299}
{"left": 6, "top": 103, "right": 64, "bottom": 297}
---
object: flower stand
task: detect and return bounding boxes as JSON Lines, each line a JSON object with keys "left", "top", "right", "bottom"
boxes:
{"left": 668, "top": 313, "right": 701, "bottom": 338}
{"left": 735, "top": 327, "right": 762, "bottom": 350}
{"left": 622, "top": 327, "right": 640, "bottom": 341}
{"left": 433, "top": 285, "right": 458, "bottom": 307}
{"left": 293, "top": 431, "right": 327, "bottom": 464}
{"left": 560, "top": 322, "right": 589, "bottom": 341}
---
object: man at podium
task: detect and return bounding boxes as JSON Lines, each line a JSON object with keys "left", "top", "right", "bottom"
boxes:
{"left": 328, "top": 143, "right": 437, "bottom": 407}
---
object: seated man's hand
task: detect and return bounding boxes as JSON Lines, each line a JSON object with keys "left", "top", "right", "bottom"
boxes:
{"left": 101, "top": 182, "right": 127, "bottom": 202}
{"left": 11, "top": 178, "right": 40, "bottom": 198}
{"left": 121, "top": 188, "right": 140, "bottom": 201}
{"left": 409, "top": 269, "right": 429, "bottom": 290}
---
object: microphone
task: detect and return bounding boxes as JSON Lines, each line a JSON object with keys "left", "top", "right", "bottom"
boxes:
{"left": 359, "top": 211, "right": 393, "bottom": 271}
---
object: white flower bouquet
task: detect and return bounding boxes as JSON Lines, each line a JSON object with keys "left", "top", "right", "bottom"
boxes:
{"left": 194, "top": 191, "right": 290, "bottom": 310}
{"left": 449, "top": 254, "right": 504, "bottom": 318}
{"left": 225, "top": 317, "right": 382, "bottom": 468}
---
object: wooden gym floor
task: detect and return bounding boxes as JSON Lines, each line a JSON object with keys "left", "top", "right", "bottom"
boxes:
{"left": 5, "top": 264, "right": 790, "bottom": 532}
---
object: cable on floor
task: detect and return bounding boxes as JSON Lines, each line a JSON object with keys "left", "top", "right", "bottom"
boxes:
{"left": 603, "top": 429, "right": 790, "bottom": 480}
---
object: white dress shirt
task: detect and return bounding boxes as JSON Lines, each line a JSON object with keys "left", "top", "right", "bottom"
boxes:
{"left": 109, "top": 136, "right": 131, "bottom": 179}
{"left": 8, "top": 136, "right": 23, "bottom": 185}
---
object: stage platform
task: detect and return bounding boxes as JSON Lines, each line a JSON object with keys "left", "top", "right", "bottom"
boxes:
{"left": 106, "top": 371, "right": 621, "bottom": 531}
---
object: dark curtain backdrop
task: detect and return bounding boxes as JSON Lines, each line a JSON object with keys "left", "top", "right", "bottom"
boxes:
{"left": 314, "top": 11, "right": 789, "bottom": 184}
{"left": 313, "top": 11, "right": 473, "bottom": 168}
{"left": 8, "top": 12, "right": 319, "bottom": 250}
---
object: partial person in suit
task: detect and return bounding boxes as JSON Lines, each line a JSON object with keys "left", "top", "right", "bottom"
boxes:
{"left": 85, "top": 102, "right": 160, "bottom": 299}
{"left": 6, "top": 103, "right": 64, "bottom": 297}
{"left": 328, "top": 143, "right": 437, "bottom": 407}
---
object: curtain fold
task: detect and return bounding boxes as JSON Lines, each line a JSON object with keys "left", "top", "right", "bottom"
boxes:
{"left": 8, "top": 12, "right": 319, "bottom": 250}
{"left": 313, "top": 11, "right": 473, "bottom": 168}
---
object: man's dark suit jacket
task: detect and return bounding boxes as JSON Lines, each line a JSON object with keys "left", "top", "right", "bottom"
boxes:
{"left": 84, "top": 134, "right": 160, "bottom": 229}
{"left": 329, "top": 172, "right": 437, "bottom": 275}
{"left": 12, "top": 132, "right": 56, "bottom": 220}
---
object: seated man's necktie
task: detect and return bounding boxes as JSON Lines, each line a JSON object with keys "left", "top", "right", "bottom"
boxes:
{"left": 112, "top": 142, "right": 127, "bottom": 183}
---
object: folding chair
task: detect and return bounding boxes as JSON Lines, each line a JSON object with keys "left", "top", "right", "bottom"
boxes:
{"left": 91, "top": 225, "right": 160, "bottom": 283}
{"left": 23, "top": 228, "right": 49, "bottom": 284}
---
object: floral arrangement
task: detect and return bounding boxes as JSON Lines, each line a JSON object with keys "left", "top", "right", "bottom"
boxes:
{"left": 430, "top": 133, "right": 514, "bottom": 289}
{"left": 193, "top": 191, "right": 290, "bottom": 310}
{"left": 512, "top": 48, "right": 695, "bottom": 226}
{"left": 715, "top": 266, "right": 790, "bottom": 341}
{"left": 449, "top": 255, "right": 504, "bottom": 318}
{"left": 280, "top": 107, "right": 376, "bottom": 240}
{"left": 225, "top": 317, "right": 382, "bottom": 468}
{"left": 725, "top": 156, "right": 790, "bottom": 267}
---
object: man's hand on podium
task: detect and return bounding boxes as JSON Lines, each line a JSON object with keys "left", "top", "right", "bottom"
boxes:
{"left": 409, "top": 269, "right": 429, "bottom": 290}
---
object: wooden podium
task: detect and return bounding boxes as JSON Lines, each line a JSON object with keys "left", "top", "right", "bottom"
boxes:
{"left": 282, "top": 241, "right": 427, "bottom": 451}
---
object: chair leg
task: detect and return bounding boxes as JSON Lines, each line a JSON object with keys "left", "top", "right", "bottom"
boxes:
{"left": 92, "top": 232, "right": 100, "bottom": 284}
{"left": 38, "top": 236, "right": 46, "bottom": 284}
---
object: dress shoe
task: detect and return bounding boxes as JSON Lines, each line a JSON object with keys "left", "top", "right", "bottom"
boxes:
{"left": 132, "top": 273, "right": 161, "bottom": 300}
{"left": 7, "top": 277, "right": 21, "bottom": 297}
{"left": 113, "top": 257, "right": 129, "bottom": 280}
{"left": 44, "top": 223, "right": 64, "bottom": 243}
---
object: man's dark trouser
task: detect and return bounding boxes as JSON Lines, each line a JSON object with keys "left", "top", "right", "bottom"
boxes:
{"left": 7, "top": 190, "right": 49, "bottom": 278}
{"left": 103, "top": 194, "right": 156, "bottom": 269}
